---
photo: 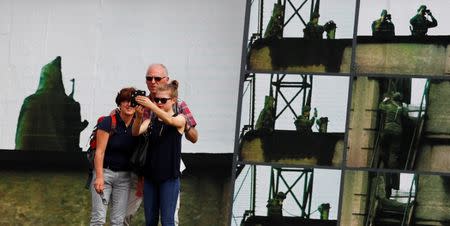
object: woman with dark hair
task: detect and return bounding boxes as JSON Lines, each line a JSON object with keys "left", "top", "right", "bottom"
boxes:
{"left": 132, "top": 80, "right": 185, "bottom": 226}
{"left": 90, "top": 87, "right": 138, "bottom": 226}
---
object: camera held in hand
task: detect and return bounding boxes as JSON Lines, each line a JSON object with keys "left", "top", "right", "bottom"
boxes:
{"left": 424, "top": 9, "right": 431, "bottom": 14}
{"left": 131, "top": 90, "right": 146, "bottom": 107}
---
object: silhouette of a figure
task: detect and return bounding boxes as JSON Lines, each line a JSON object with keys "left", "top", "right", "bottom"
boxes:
{"left": 15, "top": 56, "right": 88, "bottom": 151}
{"left": 372, "top": 9, "right": 395, "bottom": 38}
{"left": 410, "top": 5, "right": 437, "bottom": 37}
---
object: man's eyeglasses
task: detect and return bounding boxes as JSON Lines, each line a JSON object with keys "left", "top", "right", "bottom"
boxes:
{"left": 146, "top": 76, "right": 165, "bottom": 82}
{"left": 153, "top": 97, "right": 170, "bottom": 104}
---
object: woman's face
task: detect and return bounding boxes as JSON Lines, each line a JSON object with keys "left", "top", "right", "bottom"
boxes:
{"left": 119, "top": 100, "right": 136, "bottom": 116}
{"left": 154, "top": 90, "right": 174, "bottom": 112}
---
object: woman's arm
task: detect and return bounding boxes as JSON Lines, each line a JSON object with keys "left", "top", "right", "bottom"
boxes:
{"left": 93, "top": 129, "right": 109, "bottom": 194}
{"left": 173, "top": 115, "right": 186, "bottom": 133}
{"left": 132, "top": 106, "right": 151, "bottom": 136}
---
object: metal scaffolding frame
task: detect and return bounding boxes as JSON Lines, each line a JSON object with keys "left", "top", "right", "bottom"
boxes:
{"left": 271, "top": 74, "right": 313, "bottom": 129}
{"left": 253, "top": 0, "right": 315, "bottom": 38}
{"left": 269, "top": 167, "right": 314, "bottom": 218}
{"left": 282, "top": 0, "right": 315, "bottom": 28}
{"left": 234, "top": 165, "right": 314, "bottom": 223}
{"left": 239, "top": 73, "right": 313, "bottom": 133}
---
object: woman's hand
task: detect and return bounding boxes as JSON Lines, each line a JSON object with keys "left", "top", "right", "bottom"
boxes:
{"left": 94, "top": 176, "right": 104, "bottom": 194}
{"left": 135, "top": 105, "right": 145, "bottom": 118}
{"left": 136, "top": 96, "right": 154, "bottom": 109}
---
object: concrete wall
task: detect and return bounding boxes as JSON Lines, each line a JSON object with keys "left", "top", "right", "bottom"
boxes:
{"left": 248, "top": 45, "right": 352, "bottom": 73}
{"left": 415, "top": 174, "right": 450, "bottom": 224}
{"left": 0, "top": 151, "right": 233, "bottom": 226}
{"left": 181, "top": 169, "right": 232, "bottom": 226}
{"left": 347, "top": 76, "right": 380, "bottom": 167}
{"left": 0, "top": 170, "right": 231, "bottom": 226}
{"left": 417, "top": 80, "right": 450, "bottom": 173}
{"left": 416, "top": 145, "right": 450, "bottom": 173}
{"left": 240, "top": 137, "right": 344, "bottom": 167}
{"left": 424, "top": 81, "right": 450, "bottom": 136}
{"left": 340, "top": 170, "right": 369, "bottom": 226}
{"left": 249, "top": 42, "right": 450, "bottom": 76}
{"left": 355, "top": 44, "right": 450, "bottom": 76}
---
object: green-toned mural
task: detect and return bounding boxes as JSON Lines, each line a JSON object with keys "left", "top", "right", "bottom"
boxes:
{"left": 15, "top": 56, "right": 88, "bottom": 152}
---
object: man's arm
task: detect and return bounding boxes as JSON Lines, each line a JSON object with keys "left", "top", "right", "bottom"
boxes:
{"left": 178, "top": 100, "right": 198, "bottom": 144}
{"left": 409, "top": 16, "right": 417, "bottom": 26}
{"left": 427, "top": 13, "right": 437, "bottom": 28}
{"left": 185, "top": 126, "right": 198, "bottom": 143}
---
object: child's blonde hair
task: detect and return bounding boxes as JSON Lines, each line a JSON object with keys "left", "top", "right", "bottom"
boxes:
{"left": 157, "top": 80, "right": 179, "bottom": 98}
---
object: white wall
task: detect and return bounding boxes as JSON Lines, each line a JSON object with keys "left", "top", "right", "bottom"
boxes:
{"left": 0, "top": 0, "right": 246, "bottom": 153}
{"left": 358, "top": 0, "right": 450, "bottom": 36}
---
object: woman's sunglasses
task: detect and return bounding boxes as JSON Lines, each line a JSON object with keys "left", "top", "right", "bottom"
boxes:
{"left": 153, "top": 97, "right": 170, "bottom": 104}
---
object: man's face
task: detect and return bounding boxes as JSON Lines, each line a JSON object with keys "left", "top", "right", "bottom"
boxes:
{"left": 303, "top": 111, "right": 310, "bottom": 118}
{"left": 312, "top": 17, "right": 319, "bottom": 25}
{"left": 418, "top": 7, "right": 427, "bottom": 16}
{"left": 145, "top": 65, "right": 169, "bottom": 95}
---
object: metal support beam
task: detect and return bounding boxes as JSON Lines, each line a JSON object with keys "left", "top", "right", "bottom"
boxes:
{"left": 271, "top": 74, "right": 313, "bottom": 128}
{"left": 269, "top": 167, "right": 314, "bottom": 218}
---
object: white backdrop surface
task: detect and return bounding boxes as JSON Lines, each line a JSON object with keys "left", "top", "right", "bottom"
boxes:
{"left": 0, "top": 0, "right": 246, "bottom": 153}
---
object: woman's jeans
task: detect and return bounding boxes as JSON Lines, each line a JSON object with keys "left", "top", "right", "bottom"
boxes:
{"left": 90, "top": 168, "right": 131, "bottom": 226}
{"left": 143, "top": 178, "right": 180, "bottom": 226}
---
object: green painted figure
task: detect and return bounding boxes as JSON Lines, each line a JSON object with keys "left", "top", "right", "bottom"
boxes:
{"left": 378, "top": 92, "right": 408, "bottom": 170}
{"left": 15, "top": 56, "right": 88, "bottom": 151}
{"left": 323, "top": 20, "right": 337, "bottom": 39}
{"left": 318, "top": 203, "right": 330, "bottom": 220}
{"left": 316, "top": 117, "right": 329, "bottom": 133}
{"left": 255, "top": 96, "right": 275, "bottom": 133}
{"left": 266, "top": 192, "right": 286, "bottom": 217}
{"left": 303, "top": 14, "right": 336, "bottom": 40}
{"left": 378, "top": 92, "right": 408, "bottom": 194}
{"left": 410, "top": 5, "right": 437, "bottom": 37}
{"left": 264, "top": 2, "right": 284, "bottom": 39}
{"left": 294, "top": 105, "right": 317, "bottom": 133}
{"left": 303, "top": 13, "right": 325, "bottom": 40}
{"left": 372, "top": 9, "right": 395, "bottom": 38}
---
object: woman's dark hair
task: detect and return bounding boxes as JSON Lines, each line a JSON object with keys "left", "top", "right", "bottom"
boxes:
{"left": 158, "top": 80, "right": 179, "bottom": 98}
{"left": 115, "top": 87, "right": 136, "bottom": 106}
